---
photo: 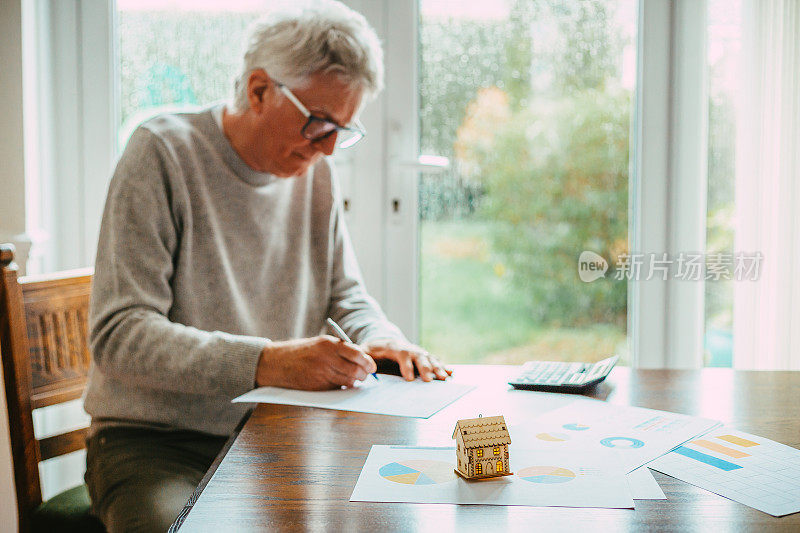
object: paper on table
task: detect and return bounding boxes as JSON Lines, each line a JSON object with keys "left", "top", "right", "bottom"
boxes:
{"left": 350, "top": 445, "right": 634, "bottom": 509}
{"left": 517, "top": 399, "right": 721, "bottom": 472}
{"left": 627, "top": 467, "right": 666, "bottom": 500}
{"left": 233, "top": 375, "right": 475, "bottom": 418}
{"left": 494, "top": 425, "right": 665, "bottom": 501}
{"left": 648, "top": 426, "right": 800, "bottom": 517}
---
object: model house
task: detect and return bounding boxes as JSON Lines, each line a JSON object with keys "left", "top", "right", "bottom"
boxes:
{"left": 452, "top": 415, "right": 512, "bottom": 479}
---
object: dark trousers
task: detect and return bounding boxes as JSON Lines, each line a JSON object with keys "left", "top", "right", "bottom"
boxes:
{"left": 85, "top": 427, "right": 227, "bottom": 533}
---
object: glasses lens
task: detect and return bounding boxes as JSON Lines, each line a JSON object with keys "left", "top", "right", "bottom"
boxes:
{"left": 336, "top": 130, "right": 363, "bottom": 149}
{"left": 305, "top": 120, "right": 335, "bottom": 139}
{"left": 303, "top": 117, "right": 363, "bottom": 148}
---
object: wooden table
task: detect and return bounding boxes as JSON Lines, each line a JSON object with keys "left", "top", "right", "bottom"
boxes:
{"left": 174, "top": 366, "right": 800, "bottom": 531}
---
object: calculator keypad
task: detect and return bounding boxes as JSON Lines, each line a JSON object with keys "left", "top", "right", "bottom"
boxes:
{"left": 509, "top": 356, "right": 618, "bottom": 390}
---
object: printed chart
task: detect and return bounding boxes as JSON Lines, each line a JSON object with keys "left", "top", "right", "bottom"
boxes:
{"left": 518, "top": 399, "right": 721, "bottom": 472}
{"left": 536, "top": 432, "right": 570, "bottom": 442}
{"left": 378, "top": 460, "right": 455, "bottom": 485}
{"left": 601, "top": 437, "right": 645, "bottom": 449}
{"left": 648, "top": 427, "right": 800, "bottom": 516}
{"left": 563, "top": 423, "right": 590, "bottom": 431}
{"left": 518, "top": 466, "right": 576, "bottom": 484}
{"left": 351, "top": 446, "right": 634, "bottom": 509}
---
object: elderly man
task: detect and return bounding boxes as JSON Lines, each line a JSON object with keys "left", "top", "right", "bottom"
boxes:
{"left": 83, "top": 2, "right": 449, "bottom": 531}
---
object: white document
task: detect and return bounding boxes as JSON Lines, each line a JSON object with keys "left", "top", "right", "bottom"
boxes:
{"left": 516, "top": 399, "right": 721, "bottom": 472}
{"left": 350, "top": 445, "right": 634, "bottom": 509}
{"left": 648, "top": 427, "right": 800, "bottom": 517}
{"left": 232, "top": 375, "right": 475, "bottom": 418}
{"left": 626, "top": 467, "right": 666, "bottom": 500}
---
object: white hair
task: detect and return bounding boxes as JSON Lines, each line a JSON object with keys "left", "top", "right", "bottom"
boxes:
{"left": 231, "top": 0, "right": 384, "bottom": 112}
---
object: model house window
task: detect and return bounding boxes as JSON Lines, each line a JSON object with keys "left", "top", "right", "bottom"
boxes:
{"left": 493, "top": 447, "right": 500, "bottom": 456}
{"left": 476, "top": 449, "right": 483, "bottom": 457}
{"left": 476, "top": 463, "right": 482, "bottom": 475}
{"left": 497, "top": 461, "right": 504, "bottom": 472}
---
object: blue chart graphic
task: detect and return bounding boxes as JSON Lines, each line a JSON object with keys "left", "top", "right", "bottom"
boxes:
{"left": 563, "top": 423, "right": 590, "bottom": 431}
{"left": 378, "top": 460, "right": 455, "bottom": 485}
{"left": 518, "top": 466, "right": 576, "bottom": 484}
{"left": 600, "top": 437, "right": 645, "bottom": 449}
{"left": 673, "top": 446, "right": 743, "bottom": 471}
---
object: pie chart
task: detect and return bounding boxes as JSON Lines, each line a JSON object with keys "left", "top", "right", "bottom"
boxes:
{"left": 379, "top": 460, "right": 455, "bottom": 485}
{"left": 563, "top": 423, "right": 590, "bottom": 431}
{"left": 600, "top": 437, "right": 645, "bottom": 449}
{"left": 536, "top": 432, "right": 570, "bottom": 442}
{"left": 518, "top": 466, "right": 576, "bottom": 484}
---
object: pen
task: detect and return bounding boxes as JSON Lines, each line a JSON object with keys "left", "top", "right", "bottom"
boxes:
{"left": 326, "top": 317, "right": 379, "bottom": 381}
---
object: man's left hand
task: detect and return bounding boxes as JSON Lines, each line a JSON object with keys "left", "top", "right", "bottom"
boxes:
{"left": 361, "top": 339, "right": 452, "bottom": 382}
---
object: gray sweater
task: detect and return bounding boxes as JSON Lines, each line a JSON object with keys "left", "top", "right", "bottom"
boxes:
{"left": 83, "top": 105, "right": 404, "bottom": 436}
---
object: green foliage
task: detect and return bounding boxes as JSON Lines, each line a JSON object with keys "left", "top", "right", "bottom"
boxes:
{"left": 474, "top": 90, "right": 630, "bottom": 326}
{"left": 420, "top": 221, "right": 627, "bottom": 363}
{"left": 423, "top": 0, "right": 631, "bottom": 327}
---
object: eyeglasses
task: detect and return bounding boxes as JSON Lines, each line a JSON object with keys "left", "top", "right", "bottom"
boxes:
{"left": 276, "top": 83, "right": 366, "bottom": 149}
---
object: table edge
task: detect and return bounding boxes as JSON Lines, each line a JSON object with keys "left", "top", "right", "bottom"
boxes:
{"left": 168, "top": 407, "right": 253, "bottom": 532}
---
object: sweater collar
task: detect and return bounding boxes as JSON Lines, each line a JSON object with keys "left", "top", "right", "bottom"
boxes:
{"left": 208, "top": 103, "right": 277, "bottom": 187}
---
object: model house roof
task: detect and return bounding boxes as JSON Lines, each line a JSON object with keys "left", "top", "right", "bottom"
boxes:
{"left": 451, "top": 415, "right": 511, "bottom": 448}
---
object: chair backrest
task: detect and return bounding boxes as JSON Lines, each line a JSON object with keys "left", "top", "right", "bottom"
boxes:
{"left": 0, "top": 243, "right": 93, "bottom": 529}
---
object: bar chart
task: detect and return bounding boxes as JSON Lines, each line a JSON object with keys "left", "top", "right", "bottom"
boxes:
{"left": 648, "top": 428, "right": 800, "bottom": 517}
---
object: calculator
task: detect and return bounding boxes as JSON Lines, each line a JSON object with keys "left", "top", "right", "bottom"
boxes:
{"left": 508, "top": 356, "right": 619, "bottom": 393}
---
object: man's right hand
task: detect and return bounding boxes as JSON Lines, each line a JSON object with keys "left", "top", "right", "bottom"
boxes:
{"left": 255, "top": 335, "right": 378, "bottom": 390}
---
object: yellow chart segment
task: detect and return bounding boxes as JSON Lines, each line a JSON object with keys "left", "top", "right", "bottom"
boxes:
{"left": 717, "top": 434, "right": 760, "bottom": 447}
{"left": 384, "top": 472, "right": 421, "bottom": 484}
{"left": 693, "top": 439, "right": 751, "bottom": 458}
{"left": 379, "top": 460, "right": 456, "bottom": 485}
{"left": 536, "top": 432, "right": 569, "bottom": 442}
{"left": 520, "top": 466, "right": 575, "bottom": 477}
{"left": 517, "top": 465, "right": 577, "bottom": 484}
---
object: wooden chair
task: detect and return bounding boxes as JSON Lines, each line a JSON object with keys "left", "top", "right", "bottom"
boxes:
{"left": 0, "top": 244, "right": 105, "bottom": 532}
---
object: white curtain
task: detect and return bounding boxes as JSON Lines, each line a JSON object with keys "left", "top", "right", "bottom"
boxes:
{"left": 733, "top": 0, "right": 800, "bottom": 369}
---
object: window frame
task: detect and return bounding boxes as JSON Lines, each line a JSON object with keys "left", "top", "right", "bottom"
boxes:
{"left": 380, "top": 0, "right": 709, "bottom": 368}
{"left": 22, "top": 0, "right": 116, "bottom": 274}
{"left": 30, "top": 0, "right": 711, "bottom": 354}
{"left": 630, "top": 0, "right": 708, "bottom": 368}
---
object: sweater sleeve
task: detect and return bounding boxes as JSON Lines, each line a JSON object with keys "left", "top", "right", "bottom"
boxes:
{"left": 88, "top": 126, "right": 267, "bottom": 398}
{"left": 325, "top": 164, "right": 408, "bottom": 345}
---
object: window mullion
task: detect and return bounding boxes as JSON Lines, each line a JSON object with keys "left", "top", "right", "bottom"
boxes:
{"left": 631, "top": 0, "right": 708, "bottom": 369}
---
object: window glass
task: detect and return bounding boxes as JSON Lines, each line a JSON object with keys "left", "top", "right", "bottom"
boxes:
{"left": 116, "top": 0, "right": 282, "bottom": 150}
{"left": 419, "top": 0, "right": 636, "bottom": 365}
{"left": 704, "top": 0, "right": 741, "bottom": 367}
